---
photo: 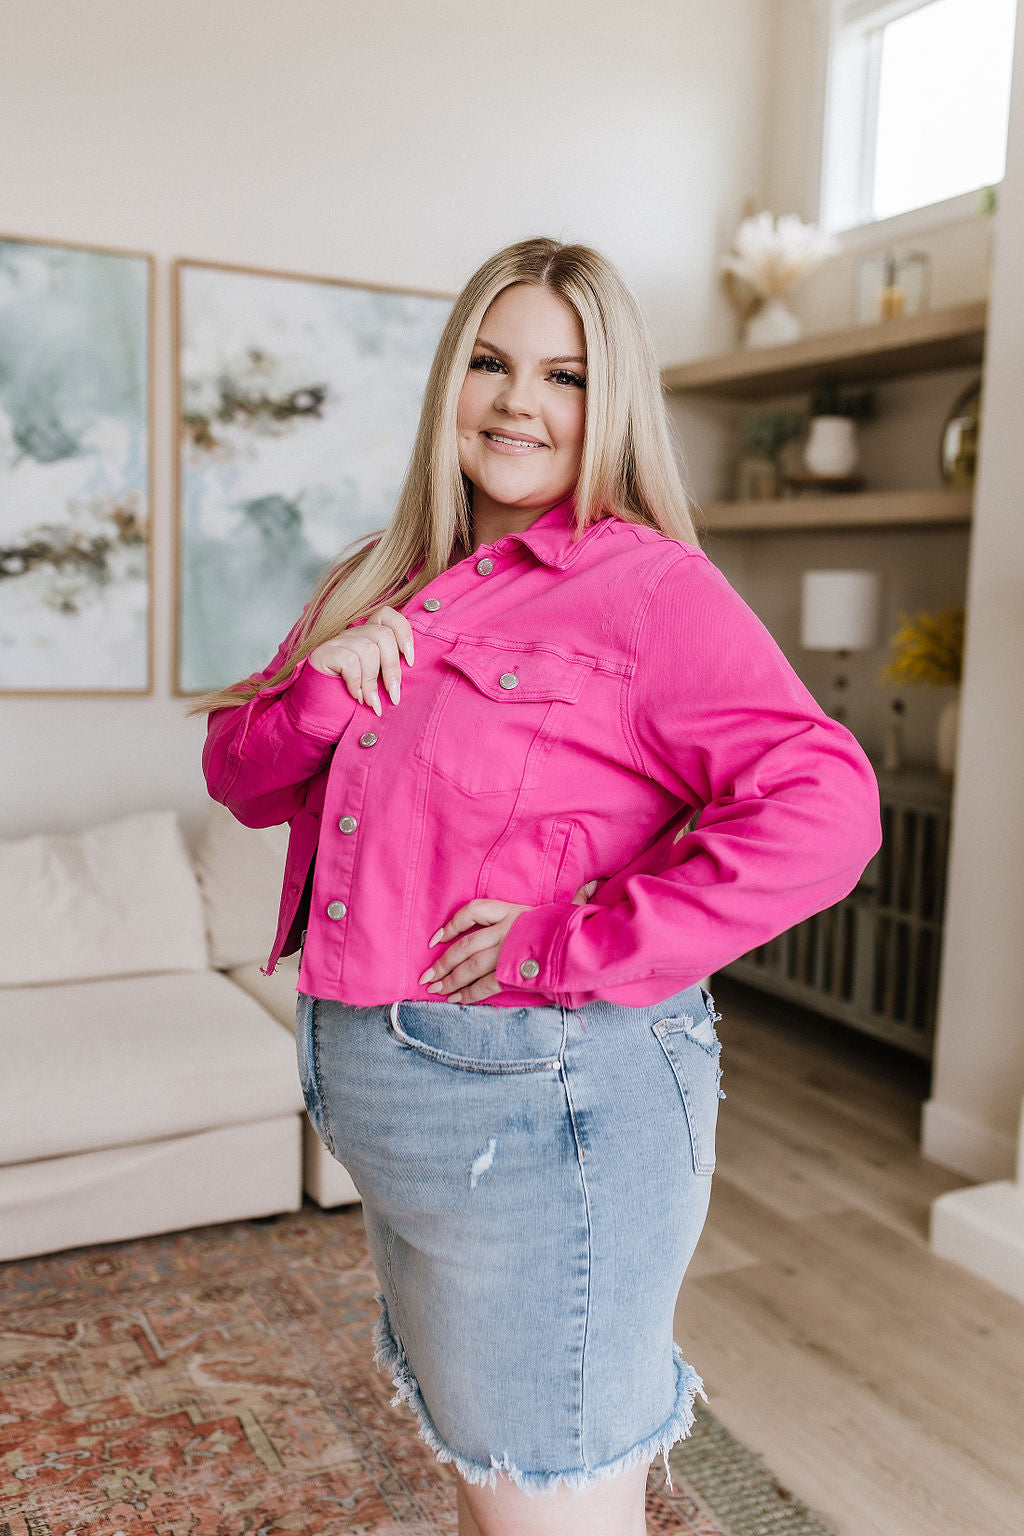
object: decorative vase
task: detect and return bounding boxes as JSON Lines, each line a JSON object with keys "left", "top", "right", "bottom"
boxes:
{"left": 744, "top": 298, "right": 802, "bottom": 349}
{"left": 937, "top": 689, "right": 960, "bottom": 775}
{"left": 804, "top": 415, "right": 859, "bottom": 477}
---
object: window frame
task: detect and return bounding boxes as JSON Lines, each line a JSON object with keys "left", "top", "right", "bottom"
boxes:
{"left": 819, "top": 0, "right": 1009, "bottom": 237}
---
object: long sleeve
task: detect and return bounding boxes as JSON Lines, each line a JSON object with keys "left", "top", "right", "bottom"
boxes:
{"left": 495, "top": 548, "right": 882, "bottom": 1007}
{"left": 202, "top": 619, "right": 359, "bottom": 829}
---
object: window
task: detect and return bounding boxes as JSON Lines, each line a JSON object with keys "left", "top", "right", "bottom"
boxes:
{"left": 821, "top": 0, "right": 1017, "bottom": 233}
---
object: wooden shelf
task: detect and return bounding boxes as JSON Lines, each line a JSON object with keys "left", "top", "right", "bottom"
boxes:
{"left": 664, "top": 301, "right": 986, "bottom": 399}
{"left": 701, "top": 487, "right": 973, "bottom": 534}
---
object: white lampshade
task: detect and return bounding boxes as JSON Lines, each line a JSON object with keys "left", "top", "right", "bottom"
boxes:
{"left": 801, "top": 570, "right": 882, "bottom": 651}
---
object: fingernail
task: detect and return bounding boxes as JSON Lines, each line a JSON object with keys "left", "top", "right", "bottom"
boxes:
{"left": 370, "top": 693, "right": 381, "bottom": 717}
{"left": 448, "top": 992, "right": 462, "bottom": 1003}
{"left": 427, "top": 981, "right": 443, "bottom": 993}
{"left": 428, "top": 929, "right": 444, "bottom": 946}
{"left": 403, "top": 642, "right": 414, "bottom": 665}
{"left": 388, "top": 680, "right": 400, "bottom": 706}
{"left": 419, "top": 969, "right": 434, "bottom": 985}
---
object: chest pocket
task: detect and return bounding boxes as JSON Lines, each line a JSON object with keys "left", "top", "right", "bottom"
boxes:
{"left": 416, "top": 639, "right": 595, "bottom": 795}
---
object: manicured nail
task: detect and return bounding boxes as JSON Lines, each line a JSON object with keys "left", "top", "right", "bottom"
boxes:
{"left": 403, "top": 641, "right": 414, "bottom": 665}
{"left": 419, "top": 969, "right": 434, "bottom": 985}
{"left": 448, "top": 992, "right": 462, "bottom": 1003}
{"left": 427, "top": 981, "right": 443, "bottom": 993}
{"left": 428, "top": 929, "right": 444, "bottom": 946}
{"left": 387, "top": 680, "right": 400, "bottom": 706}
{"left": 369, "top": 692, "right": 381, "bottom": 717}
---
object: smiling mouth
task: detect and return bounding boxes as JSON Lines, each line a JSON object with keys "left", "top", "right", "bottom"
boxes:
{"left": 482, "top": 431, "right": 549, "bottom": 450}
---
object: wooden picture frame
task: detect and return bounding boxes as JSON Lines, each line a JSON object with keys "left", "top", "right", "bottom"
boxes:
{"left": 0, "top": 232, "right": 154, "bottom": 695}
{"left": 173, "top": 258, "right": 451, "bottom": 695}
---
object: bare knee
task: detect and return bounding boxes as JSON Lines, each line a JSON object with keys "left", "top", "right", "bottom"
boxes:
{"left": 455, "top": 1458, "right": 650, "bottom": 1536}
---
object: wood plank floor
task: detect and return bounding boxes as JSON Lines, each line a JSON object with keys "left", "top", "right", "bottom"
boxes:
{"left": 673, "top": 976, "right": 1024, "bottom": 1536}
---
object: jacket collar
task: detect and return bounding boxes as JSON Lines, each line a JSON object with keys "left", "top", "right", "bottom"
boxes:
{"left": 495, "top": 495, "right": 610, "bottom": 571}
{"left": 403, "top": 497, "right": 610, "bottom": 584}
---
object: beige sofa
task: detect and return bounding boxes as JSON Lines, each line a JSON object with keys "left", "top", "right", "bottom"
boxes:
{"left": 0, "top": 805, "right": 359, "bottom": 1264}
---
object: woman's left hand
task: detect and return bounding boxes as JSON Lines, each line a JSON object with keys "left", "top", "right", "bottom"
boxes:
{"left": 418, "top": 881, "right": 602, "bottom": 1003}
{"left": 418, "top": 899, "right": 530, "bottom": 1003}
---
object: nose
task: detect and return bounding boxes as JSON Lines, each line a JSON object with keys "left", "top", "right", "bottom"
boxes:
{"left": 494, "top": 369, "right": 537, "bottom": 417}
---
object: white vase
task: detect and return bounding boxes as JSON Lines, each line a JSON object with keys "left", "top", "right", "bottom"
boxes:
{"left": 744, "top": 298, "right": 802, "bottom": 348}
{"left": 937, "top": 690, "right": 960, "bottom": 775}
{"left": 804, "top": 415, "right": 859, "bottom": 477}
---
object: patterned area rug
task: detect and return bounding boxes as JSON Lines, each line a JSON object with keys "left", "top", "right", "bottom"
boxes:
{"left": 0, "top": 1203, "right": 835, "bottom": 1536}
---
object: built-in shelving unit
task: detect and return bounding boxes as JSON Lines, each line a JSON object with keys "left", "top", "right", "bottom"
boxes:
{"left": 666, "top": 307, "right": 983, "bottom": 1049}
{"left": 663, "top": 301, "right": 986, "bottom": 533}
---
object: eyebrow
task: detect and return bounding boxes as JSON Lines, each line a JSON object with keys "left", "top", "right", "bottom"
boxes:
{"left": 473, "top": 337, "right": 587, "bottom": 367}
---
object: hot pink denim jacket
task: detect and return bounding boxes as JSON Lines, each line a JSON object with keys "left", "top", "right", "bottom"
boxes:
{"left": 203, "top": 496, "right": 881, "bottom": 1008}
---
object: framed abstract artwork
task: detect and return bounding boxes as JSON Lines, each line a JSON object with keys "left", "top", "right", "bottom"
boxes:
{"left": 174, "top": 259, "right": 451, "bottom": 694}
{"left": 0, "top": 234, "right": 153, "bottom": 694}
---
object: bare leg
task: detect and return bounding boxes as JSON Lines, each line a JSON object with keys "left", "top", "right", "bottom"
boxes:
{"left": 457, "top": 1477, "right": 486, "bottom": 1536}
{"left": 455, "top": 1457, "right": 650, "bottom": 1536}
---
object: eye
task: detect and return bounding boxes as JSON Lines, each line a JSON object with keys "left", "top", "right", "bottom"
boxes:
{"left": 550, "top": 369, "right": 586, "bottom": 389}
{"left": 468, "top": 353, "right": 506, "bottom": 374}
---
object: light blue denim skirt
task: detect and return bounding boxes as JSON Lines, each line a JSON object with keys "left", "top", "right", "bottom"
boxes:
{"left": 294, "top": 982, "right": 725, "bottom": 1496}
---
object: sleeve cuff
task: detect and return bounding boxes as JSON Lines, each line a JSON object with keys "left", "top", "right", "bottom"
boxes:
{"left": 494, "top": 902, "right": 582, "bottom": 999}
{"left": 283, "top": 657, "right": 360, "bottom": 739}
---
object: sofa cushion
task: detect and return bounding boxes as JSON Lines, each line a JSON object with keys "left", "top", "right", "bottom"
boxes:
{"left": 0, "top": 971, "right": 305, "bottom": 1163}
{"left": 194, "top": 802, "right": 289, "bottom": 970}
{"left": 0, "top": 811, "right": 208, "bottom": 986}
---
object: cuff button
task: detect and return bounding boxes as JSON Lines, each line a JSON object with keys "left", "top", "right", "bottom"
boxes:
{"left": 519, "top": 959, "right": 540, "bottom": 979}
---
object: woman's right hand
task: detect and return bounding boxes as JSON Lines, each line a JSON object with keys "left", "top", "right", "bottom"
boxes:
{"left": 308, "top": 605, "right": 415, "bottom": 717}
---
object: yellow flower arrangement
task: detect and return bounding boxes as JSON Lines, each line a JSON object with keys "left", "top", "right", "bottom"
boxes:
{"left": 883, "top": 607, "right": 964, "bottom": 688}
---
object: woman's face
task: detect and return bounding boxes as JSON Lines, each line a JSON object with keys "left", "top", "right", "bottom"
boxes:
{"left": 457, "top": 283, "right": 587, "bottom": 523}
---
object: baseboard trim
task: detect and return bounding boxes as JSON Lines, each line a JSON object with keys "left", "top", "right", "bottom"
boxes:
{"left": 921, "top": 1098, "right": 1016, "bottom": 1181}
{"left": 930, "top": 1181, "right": 1024, "bottom": 1303}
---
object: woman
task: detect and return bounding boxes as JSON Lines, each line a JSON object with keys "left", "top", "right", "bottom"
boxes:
{"left": 198, "top": 238, "right": 880, "bottom": 1536}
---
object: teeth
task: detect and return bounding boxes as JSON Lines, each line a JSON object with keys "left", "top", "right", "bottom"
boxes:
{"left": 487, "top": 433, "right": 543, "bottom": 446}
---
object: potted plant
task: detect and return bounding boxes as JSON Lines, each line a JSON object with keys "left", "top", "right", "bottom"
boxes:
{"left": 720, "top": 211, "right": 840, "bottom": 348}
{"left": 804, "top": 379, "right": 877, "bottom": 478}
{"left": 738, "top": 410, "right": 805, "bottom": 498}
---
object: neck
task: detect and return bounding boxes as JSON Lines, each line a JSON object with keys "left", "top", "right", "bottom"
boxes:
{"left": 468, "top": 497, "right": 558, "bottom": 554}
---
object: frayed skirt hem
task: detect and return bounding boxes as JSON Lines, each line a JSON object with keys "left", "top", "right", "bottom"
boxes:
{"left": 371, "top": 1291, "right": 708, "bottom": 1497}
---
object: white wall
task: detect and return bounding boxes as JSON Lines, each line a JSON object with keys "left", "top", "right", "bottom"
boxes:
{"left": 924, "top": 0, "right": 1024, "bottom": 1180}
{"left": 0, "top": 0, "right": 769, "bottom": 841}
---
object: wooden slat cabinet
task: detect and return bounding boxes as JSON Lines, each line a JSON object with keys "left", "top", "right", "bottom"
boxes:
{"left": 721, "top": 767, "right": 952, "bottom": 1059}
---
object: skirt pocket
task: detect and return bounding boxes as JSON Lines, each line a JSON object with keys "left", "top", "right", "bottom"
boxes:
{"left": 389, "top": 999, "right": 564, "bottom": 1075}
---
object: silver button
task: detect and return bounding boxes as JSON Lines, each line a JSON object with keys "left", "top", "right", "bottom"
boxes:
{"left": 423, "top": 597, "right": 441, "bottom": 611}
{"left": 326, "top": 900, "right": 347, "bottom": 920}
{"left": 519, "top": 959, "right": 540, "bottom": 979}
{"left": 338, "top": 815, "right": 357, "bottom": 834}
{"left": 499, "top": 672, "right": 519, "bottom": 690}
{"left": 359, "top": 731, "right": 378, "bottom": 747}
{"left": 476, "top": 557, "right": 494, "bottom": 575}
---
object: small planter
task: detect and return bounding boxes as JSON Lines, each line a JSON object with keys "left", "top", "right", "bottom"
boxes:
{"left": 804, "top": 415, "right": 859, "bottom": 477}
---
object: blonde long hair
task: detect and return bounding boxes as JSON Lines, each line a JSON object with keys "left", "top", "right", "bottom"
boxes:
{"left": 190, "top": 236, "right": 698, "bottom": 715}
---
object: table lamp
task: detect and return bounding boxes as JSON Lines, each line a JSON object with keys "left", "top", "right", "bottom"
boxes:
{"left": 800, "top": 569, "right": 882, "bottom": 723}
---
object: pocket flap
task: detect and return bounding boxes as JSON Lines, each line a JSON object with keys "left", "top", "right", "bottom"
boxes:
{"left": 443, "top": 640, "right": 593, "bottom": 703}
